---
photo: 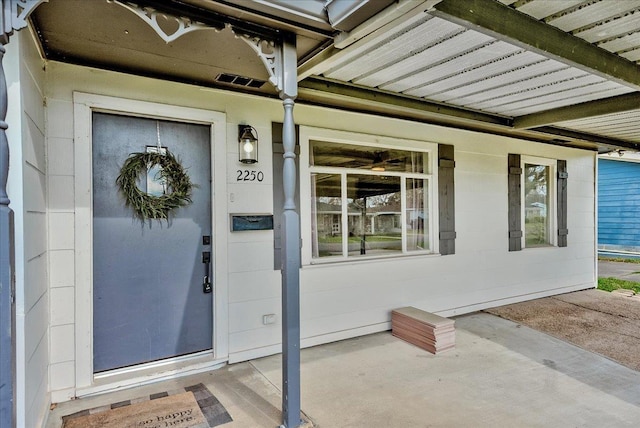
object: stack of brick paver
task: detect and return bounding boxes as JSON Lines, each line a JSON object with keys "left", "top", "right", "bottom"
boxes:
{"left": 391, "top": 306, "right": 455, "bottom": 354}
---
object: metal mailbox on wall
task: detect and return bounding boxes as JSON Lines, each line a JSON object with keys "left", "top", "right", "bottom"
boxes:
{"left": 231, "top": 214, "right": 274, "bottom": 231}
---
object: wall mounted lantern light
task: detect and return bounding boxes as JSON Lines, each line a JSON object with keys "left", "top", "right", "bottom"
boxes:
{"left": 238, "top": 125, "right": 259, "bottom": 164}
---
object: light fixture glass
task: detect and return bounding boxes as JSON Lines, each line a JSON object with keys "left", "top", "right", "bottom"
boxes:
{"left": 238, "top": 125, "right": 258, "bottom": 164}
{"left": 371, "top": 152, "right": 386, "bottom": 171}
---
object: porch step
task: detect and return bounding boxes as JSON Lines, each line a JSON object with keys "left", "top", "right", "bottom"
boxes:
{"left": 391, "top": 307, "right": 455, "bottom": 354}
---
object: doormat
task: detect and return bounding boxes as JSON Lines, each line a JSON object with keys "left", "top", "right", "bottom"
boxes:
{"left": 62, "top": 383, "right": 232, "bottom": 428}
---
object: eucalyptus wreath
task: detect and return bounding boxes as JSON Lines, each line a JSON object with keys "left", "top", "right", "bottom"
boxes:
{"left": 116, "top": 150, "right": 193, "bottom": 221}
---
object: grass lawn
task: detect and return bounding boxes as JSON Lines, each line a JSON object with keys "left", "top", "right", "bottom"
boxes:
{"left": 598, "top": 256, "right": 640, "bottom": 264}
{"left": 597, "top": 277, "right": 640, "bottom": 294}
{"left": 597, "top": 256, "right": 640, "bottom": 294}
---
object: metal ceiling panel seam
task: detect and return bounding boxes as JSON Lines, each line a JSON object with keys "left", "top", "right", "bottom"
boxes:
{"left": 561, "top": 110, "right": 640, "bottom": 128}
{"left": 355, "top": 31, "right": 495, "bottom": 88}
{"left": 408, "top": 51, "right": 539, "bottom": 99}
{"left": 543, "top": 1, "right": 640, "bottom": 32}
{"left": 470, "top": 74, "right": 607, "bottom": 109}
{"left": 621, "top": 48, "right": 640, "bottom": 62}
{"left": 574, "top": 8, "right": 640, "bottom": 43}
{"left": 458, "top": 68, "right": 590, "bottom": 108}
{"left": 432, "top": 58, "right": 566, "bottom": 103}
{"left": 598, "top": 32, "right": 640, "bottom": 54}
{"left": 380, "top": 38, "right": 508, "bottom": 92}
{"left": 516, "top": 0, "right": 584, "bottom": 20}
{"left": 400, "top": 41, "right": 523, "bottom": 95}
{"left": 492, "top": 83, "right": 633, "bottom": 116}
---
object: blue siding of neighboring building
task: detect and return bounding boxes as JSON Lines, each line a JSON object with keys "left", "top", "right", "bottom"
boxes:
{"left": 598, "top": 158, "right": 640, "bottom": 250}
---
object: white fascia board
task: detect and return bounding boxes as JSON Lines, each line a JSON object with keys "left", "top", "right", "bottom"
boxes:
{"left": 334, "top": 0, "right": 442, "bottom": 49}
{"left": 327, "top": 0, "right": 394, "bottom": 31}
{"left": 598, "top": 151, "right": 640, "bottom": 163}
{"left": 250, "top": 0, "right": 330, "bottom": 27}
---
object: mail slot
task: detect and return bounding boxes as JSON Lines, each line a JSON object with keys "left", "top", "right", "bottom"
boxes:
{"left": 231, "top": 215, "right": 274, "bottom": 231}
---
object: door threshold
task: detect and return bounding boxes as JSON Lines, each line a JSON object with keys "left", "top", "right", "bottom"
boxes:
{"left": 77, "top": 352, "right": 227, "bottom": 398}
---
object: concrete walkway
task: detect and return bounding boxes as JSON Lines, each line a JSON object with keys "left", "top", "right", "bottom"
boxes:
{"left": 46, "top": 312, "right": 640, "bottom": 428}
{"left": 487, "top": 289, "right": 640, "bottom": 371}
{"left": 599, "top": 259, "right": 640, "bottom": 282}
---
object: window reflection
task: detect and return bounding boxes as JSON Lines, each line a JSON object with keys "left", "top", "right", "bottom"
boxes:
{"left": 310, "top": 140, "right": 432, "bottom": 260}
{"left": 524, "top": 163, "right": 550, "bottom": 247}
{"left": 347, "top": 175, "right": 401, "bottom": 256}
{"left": 406, "top": 178, "right": 428, "bottom": 251}
{"left": 311, "top": 173, "right": 342, "bottom": 258}
{"left": 311, "top": 140, "right": 427, "bottom": 173}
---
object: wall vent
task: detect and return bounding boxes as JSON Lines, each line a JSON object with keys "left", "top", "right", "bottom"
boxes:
{"left": 215, "top": 73, "right": 266, "bottom": 88}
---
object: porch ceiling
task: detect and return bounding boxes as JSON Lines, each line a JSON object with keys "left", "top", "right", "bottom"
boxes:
{"left": 28, "top": 0, "right": 640, "bottom": 152}
{"left": 300, "top": 0, "right": 640, "bottom": 152}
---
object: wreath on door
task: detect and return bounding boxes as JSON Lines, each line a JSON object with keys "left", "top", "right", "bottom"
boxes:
{"left": 116, "top": 149, "right": 193, "bottom": 221}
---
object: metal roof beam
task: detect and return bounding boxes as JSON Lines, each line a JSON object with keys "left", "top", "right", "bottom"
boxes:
{"left": 431, "top": 0, "right": 640, "bottom": 91}
{"left": 299, "top": 77, "right": 511, "bottom": 127}
{"left": 532, "top": 126, "right": 640, "bottom": 152}
{"left": 298, "top": 77, "right": 640, "bottom": 151}
{"left": 514, "top": 92, "right": 640, "bottom": 129}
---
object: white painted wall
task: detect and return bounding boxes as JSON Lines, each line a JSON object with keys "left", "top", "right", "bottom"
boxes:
{"left": 44, "top": 61, "right": 596, "bottom": 399}
{"left": 6, "top": 30, "right": 50, "bottom": 427}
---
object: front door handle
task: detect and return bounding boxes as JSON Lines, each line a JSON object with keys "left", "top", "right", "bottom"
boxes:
{"left": 202, "top": 251, "right": 212, "bottom": 293}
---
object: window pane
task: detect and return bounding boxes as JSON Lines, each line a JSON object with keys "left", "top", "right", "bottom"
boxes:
{"left": 406, "top": 178, "right": 429, "bottom": 251}
{"left": 346, "top": 174, "right": 402, "bottom": 257}
{"left": 311, "top": 140, "right": 427, "bottom": 173}
{"left": 524, "top": 164, "right": 550, "bottom": 247}
{"left": 312, "top": 173, "right": 342, "bottom": 258}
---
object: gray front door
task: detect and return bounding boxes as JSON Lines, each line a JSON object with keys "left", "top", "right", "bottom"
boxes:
{"left": 92, "top": 113, "right": 212, "bottom": 373}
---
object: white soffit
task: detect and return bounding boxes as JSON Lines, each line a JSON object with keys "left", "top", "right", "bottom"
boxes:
{"left": 316, "top": 12, "right": 635, "bottom": 117}
{"left": 556, "top": 109, "right": 640, "bottom": 145}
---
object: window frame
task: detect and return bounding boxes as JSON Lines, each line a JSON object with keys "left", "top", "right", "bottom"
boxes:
{"left": 300, "top": 126, "right": 438, "bottom": 265}
{"left": 520, "top": 155, "right": 557, "bottom": 249}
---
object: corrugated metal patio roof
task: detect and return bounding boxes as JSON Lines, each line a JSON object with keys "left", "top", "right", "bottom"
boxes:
{"left": 311, "top": 13, "right": 635, "bottom": 117}
{"left": 299, "top": 0, "right": 640, "bottom": 151}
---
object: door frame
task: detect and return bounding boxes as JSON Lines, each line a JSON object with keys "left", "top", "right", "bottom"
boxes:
{"left": 73, "top": 92, "right": 228, "bottom": 392}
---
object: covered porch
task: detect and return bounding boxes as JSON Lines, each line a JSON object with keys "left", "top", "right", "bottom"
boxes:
{"left": 2, "top": 1, "right": 640, "bottom": 427}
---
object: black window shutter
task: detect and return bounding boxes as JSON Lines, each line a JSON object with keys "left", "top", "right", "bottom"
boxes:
{"left": 508, "top": 154, "right": 522, "bottom": 251}
{"left": 557, "top": 159, "right": 568, "bottom": 247}
{"left": 438, "top": 144, "right": 456, "bottom": 255}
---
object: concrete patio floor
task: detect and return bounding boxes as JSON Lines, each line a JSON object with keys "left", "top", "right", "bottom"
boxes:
{"left": 46, "top": 311, "right": 640, "bottom": 428}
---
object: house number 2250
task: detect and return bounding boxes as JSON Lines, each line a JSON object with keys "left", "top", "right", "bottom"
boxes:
{"left": 236, "top": 170, "right": 264, "bottom": 182}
